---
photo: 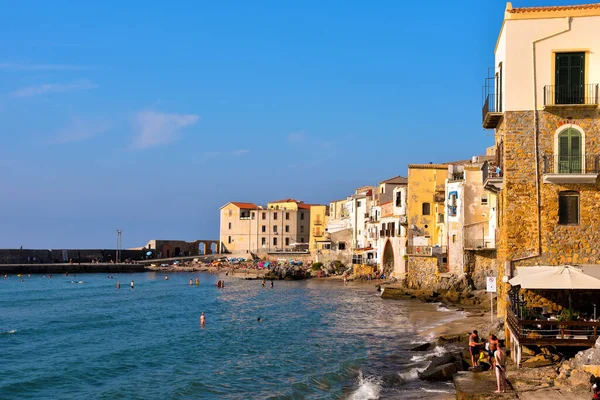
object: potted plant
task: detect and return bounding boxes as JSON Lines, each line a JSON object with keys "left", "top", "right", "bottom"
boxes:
{"left": 558, "top": 308, "right": 578, "bottom": 338}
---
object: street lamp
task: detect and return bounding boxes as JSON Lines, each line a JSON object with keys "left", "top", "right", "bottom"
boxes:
{"left": 116, "top": 230, "right": 123, "bottom": 263}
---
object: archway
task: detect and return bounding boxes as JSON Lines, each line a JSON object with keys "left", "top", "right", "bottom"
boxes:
{"left": 382, "top": 240, "right": 394, "bottom": 275}
{"left": 210, "top": 242, "right": 218, "bottom": 254}
{"left": 199, "top": 243, "right": 205, "bottom": 255}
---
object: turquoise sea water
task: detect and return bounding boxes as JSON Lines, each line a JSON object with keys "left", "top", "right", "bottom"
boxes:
{"left": 0, "top": 273, "right": 461, "bottom": 399}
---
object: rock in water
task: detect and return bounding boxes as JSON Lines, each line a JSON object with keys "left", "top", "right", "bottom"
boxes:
{"left": 409, "top": 343, "right": 431, "bottom": 352}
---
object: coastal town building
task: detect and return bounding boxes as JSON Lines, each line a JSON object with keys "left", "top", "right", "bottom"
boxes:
{"left": 371, "top": 176, "right": 408, "bottom": 278}
{"left": 482, "top": 1, "right": 600, "bottom": 310}
{"left": 219, "top": 199, "right": 315, "bottom": 254}
{"left": 405, "top": 163, "right": 449, "bottom": 287}
{"left": 308, "top": 204, "right": 329, "bottom": 253}
{"left": 481, "top": 2, "right": 600, "bottom": 362}
{"left": 143, "top": 239, "right": 220, "bottom": 258}
{"left": 445, "top": 156, "right": 497, "bottom": 275}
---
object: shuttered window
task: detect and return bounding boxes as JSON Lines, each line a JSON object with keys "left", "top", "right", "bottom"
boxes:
{"left": 558, "top": 191, "right": 579, "bottom": 225}
{"left": 555, "top": 52, "right": 585, "bottom": 104}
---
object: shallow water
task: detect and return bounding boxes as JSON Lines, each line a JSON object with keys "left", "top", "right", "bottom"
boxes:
{"left": 0, "top": 273, "right": 461, "bottom": 399}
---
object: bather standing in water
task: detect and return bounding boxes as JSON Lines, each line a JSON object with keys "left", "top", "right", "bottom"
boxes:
{"left": 130, "top": 280, "right": 134, "bottom": 289}
{"left": 200, "top": 312, "right": 206, "bottom": 326}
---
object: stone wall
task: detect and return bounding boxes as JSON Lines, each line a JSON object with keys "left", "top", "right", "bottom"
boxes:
{"left": 406, "top": 256, "right": 439, "bottom": 289}
{"left": 495, "top": 109, "right": 600, "bottom": 316}
{"left": 465, "top": 250, "right": 498, "bottom": 290}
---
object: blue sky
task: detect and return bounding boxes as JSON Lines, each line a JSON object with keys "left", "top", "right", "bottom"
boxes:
{"left": 0, "top": 0, "right": 583, "bottom": 248}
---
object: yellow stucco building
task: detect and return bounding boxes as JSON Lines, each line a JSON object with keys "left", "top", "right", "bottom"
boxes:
{"left": 308, "top": 205, "right": 329, "bottom": 252}
{"left": 407, "top": 164, "right": 448, "bottom": 249}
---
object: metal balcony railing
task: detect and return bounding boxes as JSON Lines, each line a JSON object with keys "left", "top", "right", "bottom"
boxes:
{"left": 542, "top": 154, "right": 600, "bottom": 174}
{"left": 406, "top": 246, "right": 447, "bottom": 256}
{"left": 544, "top": 84, "right": 599, "bottom": 106}
{"left": 481, "top": 70, "right": 503, "bottom": 128}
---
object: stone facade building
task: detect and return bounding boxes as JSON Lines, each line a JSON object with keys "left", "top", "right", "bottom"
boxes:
{"left": 482, "top": 2, "right": 600, "bottom": 316}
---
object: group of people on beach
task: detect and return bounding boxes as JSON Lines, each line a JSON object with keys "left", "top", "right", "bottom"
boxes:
{"left": 469, "top": 330, "right": 507, "bottom": 393}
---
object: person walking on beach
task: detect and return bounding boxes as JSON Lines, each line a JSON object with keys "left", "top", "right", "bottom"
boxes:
{"left": 200, "top": 312, "right": 206, "bottom": 326}
{"left": 270, "top": 280, "right": 274, "bottom": 288}
{"left": 494, "top": 346, "right": 507, "bottom": 393}
{"left": 469, "top": 330, "right": 482, "bottom": 367}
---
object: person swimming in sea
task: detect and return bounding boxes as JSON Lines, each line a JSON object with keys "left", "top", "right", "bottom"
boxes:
{"left": 131, "top": 280, "right": 134, "bottom": 289}
{"left": 200, "top": 312, "right": 206, "bottom": 326}
{"left": 189, "top": 279, "right": 193, "bottom": 285}
{"left": 116, "top": 281, "right": 120, "bottom": 289}
{"left": 195, "top": 278, "right": 199, "bottom": 285}
{"left": 164, "top": 275, "right": 169, "bottom": 280}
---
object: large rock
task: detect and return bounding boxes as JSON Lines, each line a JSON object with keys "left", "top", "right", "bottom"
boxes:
{"left": 419, "top": 362, "right": 458, "bottom": 381}
{"left": 522, "top": 354, "right": 556, "bottom": 368}
{"left": 419, "top": 354, "right": 460, "bottom": 381}
{"left": 410, "top": 343, "right": 432, "bottom": 352}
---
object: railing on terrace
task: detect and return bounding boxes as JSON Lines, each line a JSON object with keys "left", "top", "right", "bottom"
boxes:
{"left": 482, "top": 160, "right": 503, "bottom": 182}
{"left": 542, "top": 154, "right": 600, "bottom": 174}
{"left": 544, "top": 84, "right": 599, "bottom": 107}
{"left": 406, "top": 246, "right": 447, "bottom": 256}
{"left": 449, "top": 171, "right": 464, "bottom": 181}
{"left": 506, "top": 306, "right": 599, "bottom": 346}
{"left": 464, "top": 238, "right": 495, "bottom": 250}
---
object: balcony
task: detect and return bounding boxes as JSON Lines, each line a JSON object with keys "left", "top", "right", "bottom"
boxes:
{"left": 406, "top": 245, "right": 447, "bottom": 256}
{"left": 482, "top": 160, "right": 504, "bottom": 192}
{"left": 482, "top": 93, "right": 503, "bottom": 129}
{"left": 543, "top": 84, "right": 599, "bottom": 108}
{"left": 434, "top": 190, "right": 445, "bottom": 203}
{"left": 398, "top": 215, "right": 408, "bottom": 225}
{"left": 542, "top": 154, "right": 600, "bottom": 184}
{"left": 464, "top": 238, "right": 495, "bottom": 251}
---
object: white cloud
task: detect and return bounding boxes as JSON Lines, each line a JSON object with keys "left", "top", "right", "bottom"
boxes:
{"left": 12, "top": 79, "right": 98, "bottom": 97}
{"left": 288, "top": 131, "right": 305, "bottom": 143}
{"left": 0, "top": 62, "right": 86, "bottom": 71}
{"left": 232, "top": 149, "right": 249, "bottom": 156}
{"left": 132, "top": 110, "right": 200, "bottom": 149}
{"left": 53, "top": 117, "right": 111, "bottom": 144}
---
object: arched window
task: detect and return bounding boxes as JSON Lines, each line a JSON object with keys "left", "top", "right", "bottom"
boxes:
{"left": 558, "top": 128, "right": 581, "bottom": 173}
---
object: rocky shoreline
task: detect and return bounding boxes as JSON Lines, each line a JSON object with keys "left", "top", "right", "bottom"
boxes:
{"left": 379, "top": 285, "right": 599, "bottom": 399}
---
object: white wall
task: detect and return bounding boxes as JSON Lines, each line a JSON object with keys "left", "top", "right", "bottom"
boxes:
{"left": 498, "top": 15, "right": 600, "bottom": 111}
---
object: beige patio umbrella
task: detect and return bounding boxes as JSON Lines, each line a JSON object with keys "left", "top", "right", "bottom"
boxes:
{"left": 509, "top": 265, "right": 600, "bottom": 310}
{"left": 509, "top": 265, "right": 600, "bottom": 290}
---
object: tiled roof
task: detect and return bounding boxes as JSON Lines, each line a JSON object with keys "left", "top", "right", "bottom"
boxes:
{"left": 298, "top": 204, "right": 311, "bottom": 210}
{"left": 269, "top": 198, "right": 304, "bottom": 204}
{"left": 228, "top": 202, "right": 259, "bottom": 209}
{"left": 379, "top": 175, "right": 408, "bottom": 185}
{"left": 508, "top": 2, "right": 600, "bottom": 13}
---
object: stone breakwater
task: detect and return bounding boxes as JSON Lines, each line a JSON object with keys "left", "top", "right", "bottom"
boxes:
{"left": 0, "top": 262, "right": 145, "bottom": 274}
